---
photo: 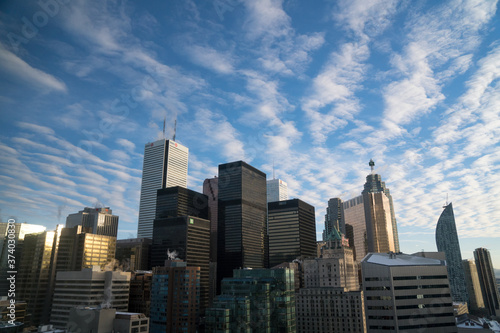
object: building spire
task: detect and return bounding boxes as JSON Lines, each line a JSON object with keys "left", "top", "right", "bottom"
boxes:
{"left": 369, "top": 159, "right": 375, "bottom": 174}
{"left": 163, "top": 115, "right": 166, "bottom": 139}
{"left": 172, "top": 118, "right": 177, "bottom": 142}
{"left": 273, "top": 158, "right": 275, "bottom": 179}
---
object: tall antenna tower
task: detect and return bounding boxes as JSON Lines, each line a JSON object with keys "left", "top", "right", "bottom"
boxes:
{"left": 172, "top": 119, "right": 177, "bottom": 142}
{"left": 273, "top": 158, "right": 275, "bottom": 179}
{"left": 162, "top": 115, "right": 166, "bottom": 139}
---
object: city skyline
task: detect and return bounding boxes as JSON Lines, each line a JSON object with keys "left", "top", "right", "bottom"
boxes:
{"left": 0, "top": 1, "right": 499, "bottom": 268}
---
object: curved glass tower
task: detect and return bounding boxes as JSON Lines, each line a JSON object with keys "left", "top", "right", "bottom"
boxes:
{"left": 435, "top": 202, "right": 469, "bottom": 303}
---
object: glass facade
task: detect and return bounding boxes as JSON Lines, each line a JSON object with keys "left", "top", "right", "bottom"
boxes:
{"left": 474, "top": 247, "right": 500, "bottom": 317}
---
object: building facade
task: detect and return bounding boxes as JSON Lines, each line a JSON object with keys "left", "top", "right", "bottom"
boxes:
{"left": 267, "top": 199, "right": 316, "bottom": 267}
{"left": 150, "top": 261, "right": 200, "bottom": 333}
{"left": 152, "top": 216, "right": 210, "bottom": 311}
{"left": 462, "top": 259, "right": 486, "bottom": 314}
{"left": 217, "top": 161, "right": 267, "bottom": 285}
{"left": 435, "top": 202, "right": 469, "bottom": 304}
{"left": 323, "top": 198, "right": 343, "bottom": 241}
{"left": 50, "top": 267, "right": 131, "bottom": 328}
{"left": 474, "top": 248, "right": 500, "bottom": 317}
{"left": 137, "top": 139, "right": 189, "bottom": 238}
{"left": 203, "top": 177, "right": 219, "bottom": 262}
{"left": 17, "top": 225, "right": 63, "bottom": 327}
{"left": 362, "top": 252, "right": 457, "bottom": 333}
{"left": 266, "top": 178, "right": 288, "bottom": 203}
{"left": 116, "top": 238, "right": 152, "bottom": 271}
{"left": 66, "top": 207, "right": 118, "bottom": 237}
{"left": 128, "top": 271, "right": 152, "bottom": 317}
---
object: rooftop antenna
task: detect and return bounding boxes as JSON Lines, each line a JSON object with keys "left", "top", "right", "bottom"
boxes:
{"left": 162, "top": 115, "right": 166, "bottom": 139}
{"left": 369, "top": 159, "right": 375, "bottom": 174}
{"left": 172, "top": 118, "right": 177, "bottom": 142}
{"left": 444, "top": 193, "right": 449, "bottom": 208}
{"left": 273, "top": 159, "right": 275, "bottom": 179}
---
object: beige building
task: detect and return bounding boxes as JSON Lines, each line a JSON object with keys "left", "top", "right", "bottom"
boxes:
{"left": 362, "top": 252, "right": 457, "bottom": 333}
{"left": 50, "top": 267, "right": 131, "bottom": 328}
{"left": 297, "top": 230, "right": 366, "bottom": 332}
{"left": 463, "top": 259, "right": 485, "bottom": 313}
{"left": 343, "top": 195, "right": 367, "bottom": 261}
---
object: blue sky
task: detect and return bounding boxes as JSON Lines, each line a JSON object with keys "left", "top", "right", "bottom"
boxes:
{"left": 1, "top": 0, "right": 500, "bottom": 268}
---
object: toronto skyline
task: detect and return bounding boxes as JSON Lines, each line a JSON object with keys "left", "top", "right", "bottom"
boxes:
{"left": 0, "top": 0, "right": 499, "bottom": 268}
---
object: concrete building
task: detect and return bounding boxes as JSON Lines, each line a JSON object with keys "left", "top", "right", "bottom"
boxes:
{"left": 0, "top": 222, "right": 46, "bottom": 297}
{"left": 56, "top": 226, "right": 116, "bottom": 272}
{"left": 297, "top": 228, "right": 366, "bottom": 333}
{"left": 436, "top": 203, "right": 469, "bottom": 303}
{"left": 206, "top": 268, "right": 296, "bottom": 333}
{"left": 50, "top": 267, "right": 131, "bottom": 328}
{"left": 66, "top": 207, "right": 118, "bottom": 237}
{"left": 137, "top": 139, "right": 189, "bottom": 238}
{"left": 66, "top": 308, "right": 149, "bottom": 333}
{"left": 217, "top": 161, "right": 267, "bottom": 286}
{"left": 267, "top": 199, "right": 316, "bottom": 267}
{"left": 463, "top": 259, "right": 486, "bottom": 314}
{"left": 266, "top": 178, "right": 288, "bottom": 203}
{"left": 474, "top": 248, "right": 500, "bottom": 318}
{"left": 115, "top": 238, "right": 152, "bottom": 271}
{"left": 17, "top": 225, "right": 63, "bottom": 327}
{"left": 362, "top": 252, "right": 457, "bottom": 333}
{"left": 150, "top": 260, "right": 200, "bottom": 333}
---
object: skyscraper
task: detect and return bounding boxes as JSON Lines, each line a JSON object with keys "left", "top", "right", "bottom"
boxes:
{"left": 137, "top": 139, "right": 189, "bottom": 238}
{"left": 323, "top": 198, "right": 343, "bottom": 241}
{"left": 435, "top": 202, "right": 469, "bottom": 303}
{"left": 462, "top": 259, "right": 485, "bottom": 313}
{"left": 474, "top": 248, "right": 500, "bottom": 317}
{"left": 203, "top": 177, "right": 218, "bottom": 262}
{"left": 266, "top": 178, "right": 288, "bottom": 202}
{"left": 267, "top": 199, "right": 316, "bottom": 267}
{"left": 66, "top": 207, "right": 119, "bottom": 237}
{"left": 217, "top": 161, "right": 267, "bottom": 284}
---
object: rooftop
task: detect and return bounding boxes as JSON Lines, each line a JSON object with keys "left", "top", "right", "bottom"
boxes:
{"left": 363, "top": 252, "right": 445, "bottom": 266}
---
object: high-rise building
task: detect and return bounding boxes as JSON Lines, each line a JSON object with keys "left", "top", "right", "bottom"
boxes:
{"left": 151, "top": 216, "right": 210, "bottom": 311}
{"left": 206, "top": 268, "right": 296, "bottom": 332}
{"left": 56, "top": 226, "right": 116, "bottom": 272}
{"left": 155, "top": 186, "right": 208, "bottom": 220}
{"left": 362, "top": 252, "right": 456, "bottom": 333}
{"left": 435, "top": 202, "right": 469, "bottom": 303}
{"left": 17, "top": 225, "right": 63, "bottom": 327}
{"left": 116, "top": 238, "right": 152, "bottom": 271}
{"left": 137, "top": 139, "right": 189, "bottom": 238}
{"left": 323, "top": 198, "right": 343, "bottom": 241}
{"left": 297, "top": 227, "right": 365, "bottom": 333}
{"left": 66, "top": 207, "right": 118, "bottom": 237}
{"left": 150, "top": 260, "right": 200, "bottom": 333}
{"left": 474, "top": 248, "right": 500, "bottom": 317}
{"left": 462, "top": 259, "right": 485, "bottom": 314}
{"left": 341, "top": 160, "right": 399, "bottom": 261}
{"left": 217, "top": 161, "right": 267, "bottom": 284}
{"left": 128, "top": 271, "right": 152, "bottom": 317}
{"left": 267, "top": 199, "right": 316, "bottom": 267}
{"left": 0, "top": 222, "right": 46, "bottom": 297}
{"left": 266, "top": 178, "right": 288, "bottom": 202}
{"left": 50, "top": 267, "right": 131, "bottom": 328}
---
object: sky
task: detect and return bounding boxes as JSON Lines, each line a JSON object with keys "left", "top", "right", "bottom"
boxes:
{"left": 0, "top": 0, "right": 499, "bottom": 268}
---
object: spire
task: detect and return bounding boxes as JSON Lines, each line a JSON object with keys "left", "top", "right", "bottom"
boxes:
{"left": 172, "top": 119, "right": 177, "bottom": 142}
{"left": 272, "top": 158, "right": 275, "bottom": 179}
{"left": 369, "top": 159, "right": 375, "bottom": 174}
{"left": 162, "top": 115, "right": 166, "bottom": 139}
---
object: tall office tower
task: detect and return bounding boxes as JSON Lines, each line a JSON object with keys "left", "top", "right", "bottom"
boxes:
{"left": 217, "top": 161, "right": 267, "bottom": 284}
{"left": 267, "top": 199, "right": 316, "bottom": 267}
{"left": 152, "top": 216, "right": 210, "bottom": 311}
{"left": 66, "top": 207, "right": 119, "bottom": 237}
{"left": 56, "top": 226, "right": 116, "bottom": 272}
{"left": 342, "top": 195, "right": 366, "bottom": 261}
{"left": 362, "top": 252, "right": 456, "bottom": 333}
{"left": 474, "top": 248, "right": 500, "bottom": 317}
{"left": 203, "top": 177, "right": 218, "bottom": 261}
{"left": 462, "top": 259, "right": 485, "bottom": 314}
{"left": 266, "top": 178, "right": 288, "bottom": 202}
{"left": 363, "top": 159, "right": 399, "bottom": 252}
{"left": 150, "top": 260, "right": 200, "bottom": 333}
{"left": 50, "top": 267, "right": 131, "bottom": 328}
{"left": 297, "top": 228, "right": 365, "bottom": 333}
{"left": 116, "top": 238, "right": 152, "bottom": 271}
{"left": 206, "top": 268, "right": 296, "bottom": 332}
{"left": 435, "top": 203, "right": 469, "bottom": 303}
{"left": 322, "top": 197, "right": 343, "bottom": 241}
{"left": 17, "top": 225, "right": 63, "bottom": 327}
{"left": 155, "top": 186, "right": 208, "bottom": 220}
{"left": 0, "top": 222, "right": 45, "bottom": 296}
{"left": 137, "top": 139, "right": 189, "bottom": 238}
{"left": 129, "top": 271, "right": 152, "bottom": 317}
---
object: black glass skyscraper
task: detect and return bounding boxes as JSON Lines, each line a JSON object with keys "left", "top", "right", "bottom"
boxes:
{"left": 435, "top": 202, "right": 469, "bottom": 303}
{"left": 474, "top": 247, "right": 500, "bottom": 317}
{"left": 217, "top": 161, "right": 267, "bottom": 285}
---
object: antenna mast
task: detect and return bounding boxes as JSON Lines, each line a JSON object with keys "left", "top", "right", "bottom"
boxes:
{"left": 162, "top": 116, "right": 166, "bottom": 139}
{"left": 273, "top": 159, "right": 275, "bottom": 179}
{"left": 172, "top": 119, "right": 177, "bottom": 142}
{"left": 369, "top": 159, "right": 375, "bottom": 174}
